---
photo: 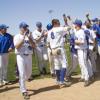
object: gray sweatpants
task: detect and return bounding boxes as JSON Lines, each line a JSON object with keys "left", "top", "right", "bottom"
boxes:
{"left": 0, "top": 53, "right": 8, "bottom": 83}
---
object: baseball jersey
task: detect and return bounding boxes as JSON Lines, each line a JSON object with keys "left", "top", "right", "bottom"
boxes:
{"left": 0, "top": 33, "right": 13, "bottom": 54}
{"left": 32, "top": 30, "right": 44, "bottom": 47}
{"left": 14, "top": 34, "right": 33, "bottom": 54}
{"left": 92, "top": 24, "right": 100, "bottom": 45}
{"left": 84, "top": 28, "right": 96, "bottom": 50}
{"left": 74, "top": 29, "right": 87, "bottom": 50}
{"left": 47, "top": 27, "right": 69, "bottom": 49}
{"left": 69, "top": 30, "right": 77, "bottom": 54}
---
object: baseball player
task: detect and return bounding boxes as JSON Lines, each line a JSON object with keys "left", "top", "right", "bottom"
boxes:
{"left": 47, "top": 19, "right": 71, "bottom": 88}
{"left": 92, "top": 18, "right": 100, "bottom": 55}
{"left": 62, "top": 14, "right": 78, "bottom": 80}
{"left": 46, "top": 23, "right": 55, "bottom": 77}
{"left": 14, "top": 22, "right": 35, "bottom": 99}
{"left": 84, "top": 21, "right": 97, "bottom": 75}
{"left": 32, "top": 22, "right": 47, "bottom": 76}
{"left": 74, "top": 19, "right": 91, "bottom": 86}
{"left": 66, "top": 29, "right": 79, "bottom": 80}
{"left": 0, "top": 24, "right": 14, "bottom": 87}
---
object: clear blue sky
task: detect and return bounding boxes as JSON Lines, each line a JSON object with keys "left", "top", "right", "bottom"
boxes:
{"left": 0, "top": 0, "right": 99, "bottom": 35}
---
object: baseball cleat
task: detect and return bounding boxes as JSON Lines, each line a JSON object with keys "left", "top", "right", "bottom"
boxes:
{"left": 22, "top": 92, "right": 30, "bottom": 100}
{"left": 59, "top": 84, "right": 65, "bottom": 88}
{"left": 78, "top": 78, "right": 84, "bottom": 82}
{"left": 84, "top": 80, "right": 90, "bottom": 87}
{"left": 58, "top": 82, "right": 66, "bottom": 88}
{"left": 2, "top": 80, "right": 9, "bottom": 85}
{"left": 65, "top": 76, "right": 73, "bottom": 82}
{"left": 89, "top": 75, "right": 95, "bottom": 82}
{"left": 64, "top": 81, "right": 72, "bottom": 87}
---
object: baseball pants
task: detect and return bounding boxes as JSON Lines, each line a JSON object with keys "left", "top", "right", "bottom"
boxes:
{"left": 67, "top": 53, "right": 78, "bottom": 76}
{"left": 47, "top": 48, "right": 54, "bottom": 74}
{"left": 17, "top": 54, "right": 32, "bottom": 93}
{"left": 88, "top": 50, "right": 97, "bottom": 73}
{"left": 0, "top": 53, "right": 8, "bottom": 83}
{"left": 35, "top": 46, "right": 48, "bottom": 73}
{"left": 77, "top": 49, "right": 89, "bottom": 81}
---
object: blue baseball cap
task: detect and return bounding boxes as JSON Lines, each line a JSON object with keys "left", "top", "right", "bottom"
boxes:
{"left": 74, "top": 19, "right": 82, "bottom": 27}
{"left": 92, "top": 18, "right": 99, "bottom": 22}
{"left": 46, "top": 23, "right": 53, "bottom": 30}
{"left": 19, "top": 22, "right": 29, "bottom": 28}
{"left": 36, "top": 22, "right": 42, "bottom": 28}
{"left": 0, "top": 24, "right": 9, "bottom": 30}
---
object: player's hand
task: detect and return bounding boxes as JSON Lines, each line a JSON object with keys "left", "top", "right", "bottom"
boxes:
{"left": 8, "top": 48, "right": 13, "bottom": 52}
{"left": 42, "top": 30, "right": 48, "bottom": 37}
{"left": 86, "top": 13, "right": 89, "bottom": 18}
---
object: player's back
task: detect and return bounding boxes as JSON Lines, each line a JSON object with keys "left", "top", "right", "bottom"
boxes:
{"left": 48, "top": 27, "right": 65, "bottom": 49}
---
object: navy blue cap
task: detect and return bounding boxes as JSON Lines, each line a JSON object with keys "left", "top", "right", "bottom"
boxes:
{"left": 46, "top": 23, "right": 53, "bottom": 30}
{"left": 92, "top": 18, "right": 99, "bottom": 22}
{"left": 36, "top": 22, "right": 42, "bottom": 28}
{"left": 0, "top": 24, "right": 9, "bottom": 30}
{"left": 19, "top": 22, "right": 29, "bottom": 28}
{"left": 74, "top": 19, "right": 82, "bottom": 27}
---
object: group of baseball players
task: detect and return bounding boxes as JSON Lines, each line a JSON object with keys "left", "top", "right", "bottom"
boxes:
{"left": 0, "top": 14, "right": 100, "bottom": 99}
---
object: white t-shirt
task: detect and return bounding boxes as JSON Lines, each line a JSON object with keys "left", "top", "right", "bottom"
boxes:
{"left": 47, "top": 27, "right": 69, "bottom": 49}
{"left": 75, "top": 29, "right": 87, "bottom": 50}
{"left": 14, "top": 34, "right": 33, "bottom": 54}
{"left": 32, "top": 30, "right": 44, "bottom": 46}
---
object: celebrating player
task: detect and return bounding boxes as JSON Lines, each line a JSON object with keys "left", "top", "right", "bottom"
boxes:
{"left": 47, "top": 19, "right": 71, "bottom": 88}
{"left": 32, "top": 22, "right": 48, "bottom": 76}
{"left": 14, "top": 22, "right": 35, "bottom": 99}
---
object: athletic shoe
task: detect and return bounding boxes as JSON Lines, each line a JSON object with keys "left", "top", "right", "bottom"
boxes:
{"left": 65, "top": 76, "right": 73, "bottom": 82}
{"left": 59, "top": 82, "right": 66, "bottom": 88}
{"left": 84, "top": 80, "right": 90, "bottom": 87}
{"left": 56, "top": 81, "right": 60, "bottom": 85}
{"left": 22, "top": 92, "right": 30, "bottom": 100}
{"left": 78, "top": 78, "right": 84, "bottom": 82}
{"left": 64, "top": 81, "right": 72, "bottom": 87}
{"left": 89, "top": 75, "right": 95, "bottom": 82}
{"left": 2, "top": 80, "right": 9, "bottom": 85}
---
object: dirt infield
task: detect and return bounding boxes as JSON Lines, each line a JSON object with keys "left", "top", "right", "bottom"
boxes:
{"left": 0, "top": 75, "right": 100, "bottom": 100}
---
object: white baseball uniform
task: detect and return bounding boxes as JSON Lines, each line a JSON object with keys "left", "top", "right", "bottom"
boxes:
{"left": 75, "top": 29, "right": 89, "bottom": 81}
{"left": 32, "top": 30, "right": 48, "bottom": 73}
{"left": 47, "top": 27, "right": 68, "bottom": 70}
{"left": 14, "top": 33, "right": 33, "bottom": 93}
{"left": 47, "top": 47, "right": 55, "bottom": 74}
{"left": 85, "top": 28, "right": 97, "bottom": 73}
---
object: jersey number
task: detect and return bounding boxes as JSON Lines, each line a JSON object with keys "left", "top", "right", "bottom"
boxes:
{"left": 51, "top": 32, "right": 55, "bottom": 39}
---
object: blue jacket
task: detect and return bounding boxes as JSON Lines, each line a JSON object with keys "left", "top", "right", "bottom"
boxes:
{"left": 0, "top": 33, "right": 13, "bottom": 53}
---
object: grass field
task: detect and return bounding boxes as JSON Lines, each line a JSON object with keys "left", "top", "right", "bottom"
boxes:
{"left": 7, "top": 45, "right": 80, "bottom": 81}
